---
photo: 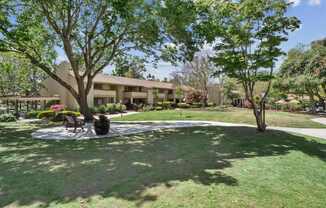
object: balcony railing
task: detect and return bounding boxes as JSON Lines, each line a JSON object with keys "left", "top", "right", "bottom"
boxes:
{"left": 124, "top": 92, "right": 147, "bottom": 98}
{"left": 94, "top": 89, "right": 116, "bottom": 97}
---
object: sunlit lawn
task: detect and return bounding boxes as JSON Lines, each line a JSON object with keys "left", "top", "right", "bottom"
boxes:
{"left": 0, "top": 122, "right": 326, "bottom": 208}
{"left": 114, "top": 107, "right": 326, "bottom": 128}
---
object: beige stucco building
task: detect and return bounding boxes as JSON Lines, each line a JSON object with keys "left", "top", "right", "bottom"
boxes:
{"left": 40, "top": 69, "right": 193, "bottom": 109}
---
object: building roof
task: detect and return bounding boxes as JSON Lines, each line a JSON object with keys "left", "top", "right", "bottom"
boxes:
{"left": 93, "top": 73, "right": 176, "bottom": 90}
{"left": 67, "top": 70, "right": 193, "bottom": 91}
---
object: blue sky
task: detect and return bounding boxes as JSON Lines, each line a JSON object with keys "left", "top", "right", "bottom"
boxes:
{"left": 285, "top": 0, "right": 326, "bottom": 51}
{"left": 56, "top": 0, "right": 326, "bottom": 80}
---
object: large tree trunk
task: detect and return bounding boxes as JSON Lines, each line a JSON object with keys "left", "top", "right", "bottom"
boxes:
{"left": 77, "top": 92, "right": 93, "bottom": 122}
{"left": 76, "top": 80, "right": 93, "bottom": 122}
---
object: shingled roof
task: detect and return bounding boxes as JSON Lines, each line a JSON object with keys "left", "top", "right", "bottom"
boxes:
{"left": 93, "top": 73, "right": 175, "bottom": 89}
{"left": 67, "top": 71, "right": 193, "bottom": 91}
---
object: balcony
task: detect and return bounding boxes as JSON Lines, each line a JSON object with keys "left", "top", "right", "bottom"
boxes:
{"left": 157, "top": 93, "right": 166, "bottom": 99}
{"left": 94, "top": 89, "right": 116, "bottom": 97}
{"left": 124, "top": 92, "right": 147, "bottom": 99}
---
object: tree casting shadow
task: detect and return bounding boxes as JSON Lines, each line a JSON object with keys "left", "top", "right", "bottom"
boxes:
{"left": 0, "top": 123, "right": 325, "bottom": 207}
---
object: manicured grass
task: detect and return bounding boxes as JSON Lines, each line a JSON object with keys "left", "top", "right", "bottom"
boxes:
{"left": 114, "top": 107, "right": 326, "bottom": 128}
{"left": 0, "top": 122, "right": 326, "bottom": 207}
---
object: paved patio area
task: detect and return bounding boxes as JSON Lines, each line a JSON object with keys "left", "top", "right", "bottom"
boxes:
{"left": 31, "top": 120, "right": 326, "bottom": 140}
{"left": 31, "top": 122, "right": 215, "bottom": 140}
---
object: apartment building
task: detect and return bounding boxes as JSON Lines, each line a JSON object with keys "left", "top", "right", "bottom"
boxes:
{"left": 40, "top": 69, "right": 192, "bottom": 109}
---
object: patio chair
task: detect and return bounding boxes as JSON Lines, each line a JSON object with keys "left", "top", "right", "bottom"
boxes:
{"left": 64, "top": 115, "right": 84, "bottom": 132}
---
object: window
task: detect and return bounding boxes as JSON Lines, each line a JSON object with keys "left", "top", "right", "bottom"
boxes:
{"left": 94, "top": 97, "right": 115, "bottom": 106}
{"left": 94, "top": 83, "right": 103, "bottom": 90}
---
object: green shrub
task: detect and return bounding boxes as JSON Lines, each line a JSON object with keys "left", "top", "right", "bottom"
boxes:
{"left": 54, "top": 111, "right": 81, "bottom": 121}
{"left": 116, "top": 104, "right": 127, "bottom": 113}
{"left": 288, "top": 103, "right": 302, "bottom": 112}
{"left": 207, "top": 102, "right": 215, "bottom": 107}
{"left": 0, "top": 113, "right": 16, "bottom": 122}
{"left": 37, "top": 110, "right": 55, "bottom": 119}
{"left": 97, "top": 105, "right": 107, "bottom": 114}
{"left": 26, "top": 111, "right": 41, "bottom": 119}
{"left": 37, "top": 111, "right": 52, "bottom": 119}
{"left": 177, "top": 103, "right": 190, "bottom": 108}
{"left": 162, "top": 101, "right": 174, "bottom": 109}
{"left": 106, "top": 103, "right": 116, "bottom": 114}
{"left": 191, "top": 102, "right": 202, "bottom": 108}
{"left": 89, "top": 107, "right": 97, "bottom": 114}
{"left": 142, "top": 105, "right": 154, "bottom": 112}
{"left": 155, "top": 106, "right": 163, "bottom": 111}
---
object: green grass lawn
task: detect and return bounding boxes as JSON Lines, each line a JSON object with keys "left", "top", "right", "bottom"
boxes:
{"left": 114, "top": 107, "right": 326, "bottom": 128}
{"left": 0, "top": 122, "right": 326, "bottom": 208}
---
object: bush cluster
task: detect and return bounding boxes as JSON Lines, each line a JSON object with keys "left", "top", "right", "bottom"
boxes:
{"left": 26, "top": 110, "right": 42, "bottom": 119}
{"left": 190, "top": 102, "right": 202, "bottom": 108}
{"left": 159, "top": 101, "right": 174, "bottom": 109}
{"left": 37, "top": 110, "right": 56, "bottom": 119}
{"left": 177, "top": 103, "right": 191, "bottom": 108}
{"left": 91, "top": 104, "right": 127, "bottom": 114}
{"left": 37, "top": 110, "right": 80, "bottom": 121}
{"left": 0, "top": 113, "right": 16, "bottom": 122}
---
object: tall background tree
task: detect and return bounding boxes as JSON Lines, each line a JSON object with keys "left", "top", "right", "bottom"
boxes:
{"left": 277, "top": 40, "right": 326, "bottom": 111}
{"left": 0, "top": 53, "right": 47, "bottom": 96}
{"left": 198, "top": 0, "right": 300, "bottom": 131}
{"left": 0, "top": 0, "right": 163, "bottom": 121}
{"left": 112, "top": 56, "right": 147, "bottom": 79}
{"left": 172, "top": 52, "right": 215, "bottom": 106}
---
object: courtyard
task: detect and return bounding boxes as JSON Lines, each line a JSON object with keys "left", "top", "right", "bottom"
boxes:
{"left": 1, "top": 0, "right": 326, "bottom": 207}
{"left": 1, "top": 108, "right": 326, "bottom": 208}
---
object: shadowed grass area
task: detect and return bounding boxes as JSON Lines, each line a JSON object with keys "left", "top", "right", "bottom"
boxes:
{"left": 114, "top": 108, "right": 326, "bottom": 128}
{"left": 0, "top": 122, "right": 325, "bottom": 208}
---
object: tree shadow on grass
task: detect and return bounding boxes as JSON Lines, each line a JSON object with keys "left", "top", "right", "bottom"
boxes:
{"left": 0, "top": 123, "right": 325, "bottom": 207}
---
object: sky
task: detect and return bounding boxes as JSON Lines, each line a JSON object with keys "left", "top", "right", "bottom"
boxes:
{"left": 56, "top": 0, "right": 326, "bottom": 80}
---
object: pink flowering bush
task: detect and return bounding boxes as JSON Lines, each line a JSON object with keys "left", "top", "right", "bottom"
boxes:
{"left": 50, "top": 104, "right": 64, "bottom": 112}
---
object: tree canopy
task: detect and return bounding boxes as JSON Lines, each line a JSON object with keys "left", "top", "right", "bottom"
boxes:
{"left": 278, "top": 39, "right": 326, "bottom": 109}
{"left": 0, "top": 53, "right": 47, "bottom": 96}
{"left": 197, "top": 0, "right": 300, "bottom": 131}
{"left": 0, "top": 0, "right": 167, "bottom": 120}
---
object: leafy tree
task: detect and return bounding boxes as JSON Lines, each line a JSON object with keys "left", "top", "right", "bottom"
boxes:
{"left": 175, "top": 86, "right": 183, "bottom": 102}
{"left": 223, "top": 78, "right": 241, "bottom": 103}
{"left": 278, "top": 40, "right": 326, "bottom": 110}
{"left": 178, "top": 52, "right": 215, "bottom": 106}
{"left": 0, "top": 0, "right": 163, "bottom": 121}
{"left": 199, "top": 0, "right": 299, "bottom": 131}
{"left": 146, "top": 73, "right": 158, "bottom": 81}
{"left": 158, "top": 0, "right": 202, "bottom": 64}
{"left": 0, "top": 53, "right": 47, "bottom": 96}
{"left": 112, "top": 56, "right": 146, "bottom": 79}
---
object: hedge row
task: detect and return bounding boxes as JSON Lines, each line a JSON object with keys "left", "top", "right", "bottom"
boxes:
{"left": 36, "top": 110, "right": 80, "bottom": 121}
{"left": 90, "top": 104, "right": 127, "bottom": 114}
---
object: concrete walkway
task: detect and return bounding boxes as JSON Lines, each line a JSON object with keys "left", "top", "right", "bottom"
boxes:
{"left": 32, "top": 120, "right": 326, "bottom": 140}
{"left": 115, "top": 120, "right": 326, "bottom": 140}
{"left": 311, "top": 117, "right": 326, "bottom": 125}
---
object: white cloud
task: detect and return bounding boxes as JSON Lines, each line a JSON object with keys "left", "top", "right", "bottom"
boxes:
{"left": 308, "top": 0, "right": 321, "bottom": 5}
{"left": 288, "top": 0, "right": 321, "bottom": 6}
{"left": 288, "top": 0, "right": 301, "bottom": 6}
